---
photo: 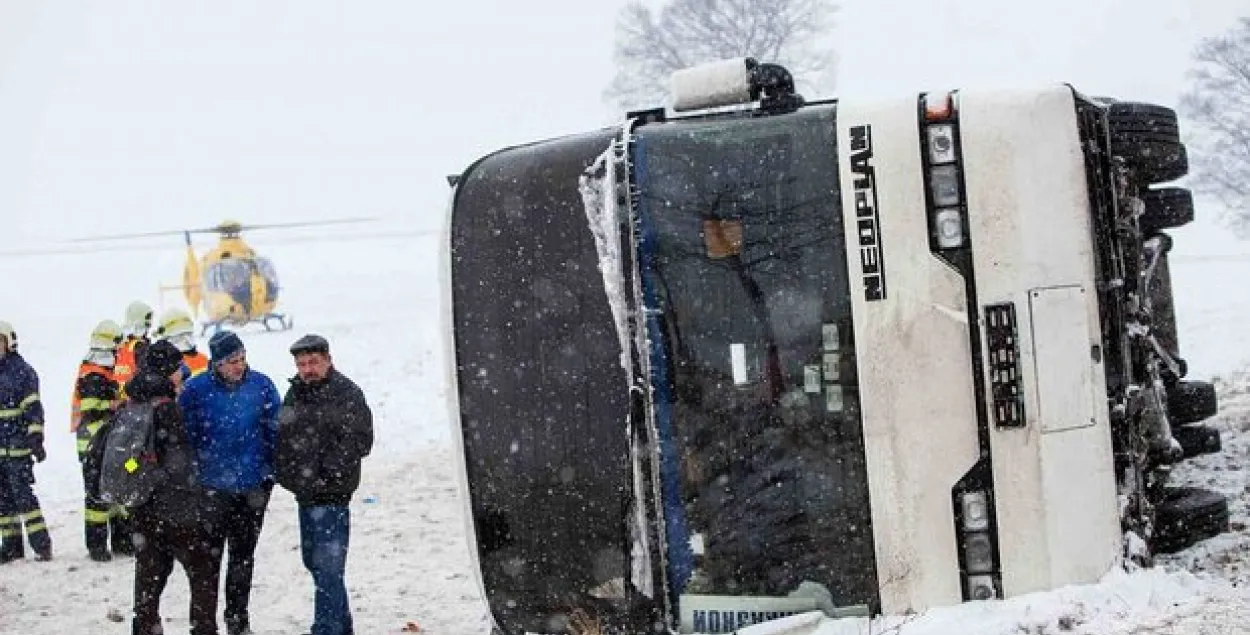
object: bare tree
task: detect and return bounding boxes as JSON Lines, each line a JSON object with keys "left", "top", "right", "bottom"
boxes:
{"left": 605, "top": 0, "right": 838, "bottom": 113}
{"left": 1180, "top": 17, "right": 1250, "bottom": 234}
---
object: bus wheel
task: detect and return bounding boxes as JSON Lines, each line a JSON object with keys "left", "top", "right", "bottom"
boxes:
{"left": 1139, "top": 187, "right": 1195, "bottom": 234}
{"left": 1173, "top": 424, "right": 1222, "bottom": 459}
{"left": 1166, "top": 380, "right": 1219, "bottom": 426}
{"left": 1107, "top": 102, "right": 1189, "bottom": 184}
{"left": 1151, "top": 486, "right": 1230, "bottom": 554}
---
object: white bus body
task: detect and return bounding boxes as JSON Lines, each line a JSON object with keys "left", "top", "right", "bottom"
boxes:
{"left": 443, "top": 58, "right": 1226, "bottom": 635}
{"left": 837, "top": 87, "right": 1121, "bottom": 611}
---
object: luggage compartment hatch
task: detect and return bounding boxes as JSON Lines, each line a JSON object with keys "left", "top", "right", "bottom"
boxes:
{"left": 1028, "top": 285, "right": 1098, "bottom": 434}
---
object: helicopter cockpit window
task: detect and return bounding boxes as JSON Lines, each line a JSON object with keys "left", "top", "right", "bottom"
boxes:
{"left": 255, "top": 257, "right": 280, "bottom": 287}
{"left": 204, "top": 260, "right": 250, "bottom": 293}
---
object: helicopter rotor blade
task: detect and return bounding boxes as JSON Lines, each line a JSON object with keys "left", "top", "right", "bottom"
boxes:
{"left": 66, "top": 228, "right": 208, "bottom": 243}
{"left": 224, "top": 217, "right": 379, "bottom": 233}
{"left": 5, "top": 227, "right": 436, "bottom": 259}
{"left": 66, "top": 217, "right": 379, "bottom": 243}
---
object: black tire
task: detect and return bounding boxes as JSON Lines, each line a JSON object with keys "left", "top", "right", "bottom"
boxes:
{"left": 1107, "top": 102, "right": 1188, "bottom": 184}
{"left": 1152, "top": 486, "right": 1230, "bottom": 553}
{"left": 1167, "top": 380, "right": 1218, "bottom": 425}
{"left": 1173, "top": 424, "right": 1222, "bottom": 459}
{"left": 1140, "top": 188, "right": 1195, "bottom": 234}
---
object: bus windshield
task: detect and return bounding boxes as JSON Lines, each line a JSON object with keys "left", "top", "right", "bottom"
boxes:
{"left": 633, "top": 105, "right": 880, "bottom": 617}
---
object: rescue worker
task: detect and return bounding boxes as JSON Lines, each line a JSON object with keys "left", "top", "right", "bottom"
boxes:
{"left": 0, "top": 320, "right": 53, "bottom": 563}
{"left": 72, "top": 319, "right": 134, "bottom": 561}
{"left": 115, "top": 301, "right": 154, "bottom": 392}
{"left": 156, "top": 308, "right": 209, "bottom": 380}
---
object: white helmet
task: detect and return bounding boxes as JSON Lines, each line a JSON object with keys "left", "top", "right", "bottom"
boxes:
{"left": 89, "top": 319, "right": 124, "bottom": 351}
{"left": 85, "top": 319, "right": 122, "bottom": 367}
{"left": 156, "top": 308, "right": 196, "bottom": 353}
{"left": 0, "top": 320, "right": 15, "bottom": 353}
{"left": 124, "top": 301, "right": 153, "bottom": 337}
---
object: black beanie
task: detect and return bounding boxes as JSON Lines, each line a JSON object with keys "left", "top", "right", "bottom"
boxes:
{"left": 141, "top": 339, "right": 184, "bottom": 378}
{"left": 209, "top": 330, "right": 245, "bottom": 362}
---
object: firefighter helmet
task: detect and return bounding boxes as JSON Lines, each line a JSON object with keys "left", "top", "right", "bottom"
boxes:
{"left": 89, "top": 319, "right": 124, "bottom": 351}
{"left": 156, "top": 308, "right": 195, "bottom": 339}
{"left": 0, "top": 320, "right": 15, "bottom": 353}
{"left": 124, "top": 301, "right": 153, "bottom": 337}
{"left": 156, "top": 308, "right": 198, "bottom": 353}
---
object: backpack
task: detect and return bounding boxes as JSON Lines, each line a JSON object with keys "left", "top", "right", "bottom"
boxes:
{"left": 95, "top": 398, "right": 170, "bottom": 508}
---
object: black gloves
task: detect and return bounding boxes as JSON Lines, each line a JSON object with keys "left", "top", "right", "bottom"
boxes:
{"left": 29, "top": 435, "right": 46, "bottom": 463}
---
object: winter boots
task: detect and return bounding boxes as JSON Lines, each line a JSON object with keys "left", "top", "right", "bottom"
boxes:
{"left": 0, "top": 522, "right": 51, "bottom": 562}
{"left": 0, "top": 536, "right": 20, "bottom": 563}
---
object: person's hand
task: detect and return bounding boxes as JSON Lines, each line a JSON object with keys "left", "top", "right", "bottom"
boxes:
{"left": 32, "top": 442, "right": 47, "bottom": 463}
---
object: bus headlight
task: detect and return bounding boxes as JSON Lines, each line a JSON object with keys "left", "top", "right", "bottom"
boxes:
{"left": 929, "top": 165, "right": 962, "bottom": 207}
{"left": 934, "top": 208, "right": 964, "bottom": 249}
{"left": 919, "top": 91, "right": 969, "bottom": 253}
{"left": 960, "top": 491, "right": 990, "bottom": 531}
{"left": 927, "top": 124, "right": 958, "bottom": 164}
{"left": 966, "top": 575, "right": 996, "bottom": 601}
{"left": 954, "top": 487, "right": 1000, "bottom": 601}
{"left": 963, "top": 532, "right": 995, "bottom": 574}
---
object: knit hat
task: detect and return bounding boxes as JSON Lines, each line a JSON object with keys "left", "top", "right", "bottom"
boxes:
{"left": 289, "top": 334, "right": 330, "bottom": 356}
{"left": 209, "top": 330, "right": 245, "bottom": 362}
{"left": 141, "top": 340, "right": 184, "bottom": 378}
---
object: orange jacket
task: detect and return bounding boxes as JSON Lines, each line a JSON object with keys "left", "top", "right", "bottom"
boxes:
{"left": 182, "top": 350, "right": 209, "bottom": 378}
{"left": 113, "top": 337, "right": 148, "bottom": 396}
{"left": 70, "top": 362, "right": 116, "bottom": 433}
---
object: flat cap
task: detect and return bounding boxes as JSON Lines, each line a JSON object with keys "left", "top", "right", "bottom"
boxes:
{"left": 290, "top": 334, "right": 330, "bottom": 356}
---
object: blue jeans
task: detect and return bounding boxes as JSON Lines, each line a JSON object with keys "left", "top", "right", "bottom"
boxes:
{"left": 299, "top": 505, "right": 353, "bottom": 635}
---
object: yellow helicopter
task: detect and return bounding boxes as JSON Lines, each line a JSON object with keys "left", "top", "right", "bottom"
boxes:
{"left": 73, "top": 218, "right": 373, "bottom": 335}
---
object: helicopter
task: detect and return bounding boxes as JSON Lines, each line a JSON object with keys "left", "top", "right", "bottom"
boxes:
{"left": 71, "top": 218, "right": 374, "bottom": 335}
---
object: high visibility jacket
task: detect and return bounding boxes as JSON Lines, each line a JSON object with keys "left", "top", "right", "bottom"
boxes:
{"left": 0, "top": 352, "right": 44, "bottom": 458}
{"left": 182, "top": 350, "right": 209, "bottom": 378}
{"left": 71, "top": 362, "right": 118, "bottom": 458}
{"left": 114, "top": 337, "right": 149, "bottom": 399}
{"left": 70, "top": 362, "right": 115, "bottom": 433}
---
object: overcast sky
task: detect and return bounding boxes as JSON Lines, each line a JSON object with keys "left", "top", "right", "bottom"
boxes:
{"left": 1, "top": 0, "right": 1247, "bottom": 248}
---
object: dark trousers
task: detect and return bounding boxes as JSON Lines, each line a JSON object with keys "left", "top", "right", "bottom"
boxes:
{"left": 299, "top": 505, "right": 354, "bottom": 635}
{"left": 80, "top": 461, "right": 133, "bottom": 556}
{"left": 0, "top": 458, "right": 51, "bottom": 559}
{"left": 216, "top": 484, "right": 273, "bottom": 633}
{"left": 132, "top": 516, "right": 225, "bottom": 635}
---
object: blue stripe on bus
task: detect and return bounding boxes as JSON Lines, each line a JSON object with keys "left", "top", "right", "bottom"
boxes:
{"left": 633, "top": 136, "right": 695, "bottom": 602}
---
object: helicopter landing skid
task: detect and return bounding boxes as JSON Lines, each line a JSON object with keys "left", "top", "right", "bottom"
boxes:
{"left": 261, "top": 313, "right": 294, "bottom": 332}
{"left": 198, "top": 313, "right": 294, "bottom": 336}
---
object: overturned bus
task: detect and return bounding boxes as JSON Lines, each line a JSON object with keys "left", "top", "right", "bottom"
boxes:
{"left": 441, "top": 58, "right": 1229, "bottom": 635}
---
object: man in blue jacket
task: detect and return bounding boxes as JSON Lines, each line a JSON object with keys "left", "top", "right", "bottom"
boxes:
{"left": 179, "top": 330, "right": 282, "bottom": 635}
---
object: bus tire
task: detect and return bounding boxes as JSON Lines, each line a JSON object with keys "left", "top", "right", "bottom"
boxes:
{"left": 1107, "top": 102, "right": 1188, "bottom": 184}
{"left": 1166, "top": 380, "right": 1219, "bottom": 426}
{"left": 1152, "top": 486, "right": 1230, "bottom": 553}
{"left": 1173, "top": 424, "right": 1222, "bottom": 459}
{"left": 1140, "top": 187, "right": 1195, "bottom": 234}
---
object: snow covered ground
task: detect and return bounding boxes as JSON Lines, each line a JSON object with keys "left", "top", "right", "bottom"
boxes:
{"left": 2, "top": 231, "right": 1250, "bottom": 635}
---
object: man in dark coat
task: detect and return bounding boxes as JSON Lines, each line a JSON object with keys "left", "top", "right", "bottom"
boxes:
{"left": 275, "top": 334, "right": 373, "bottom": 635}
{"left": 123, "top": 340, "right": 227, "bottom": 635}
